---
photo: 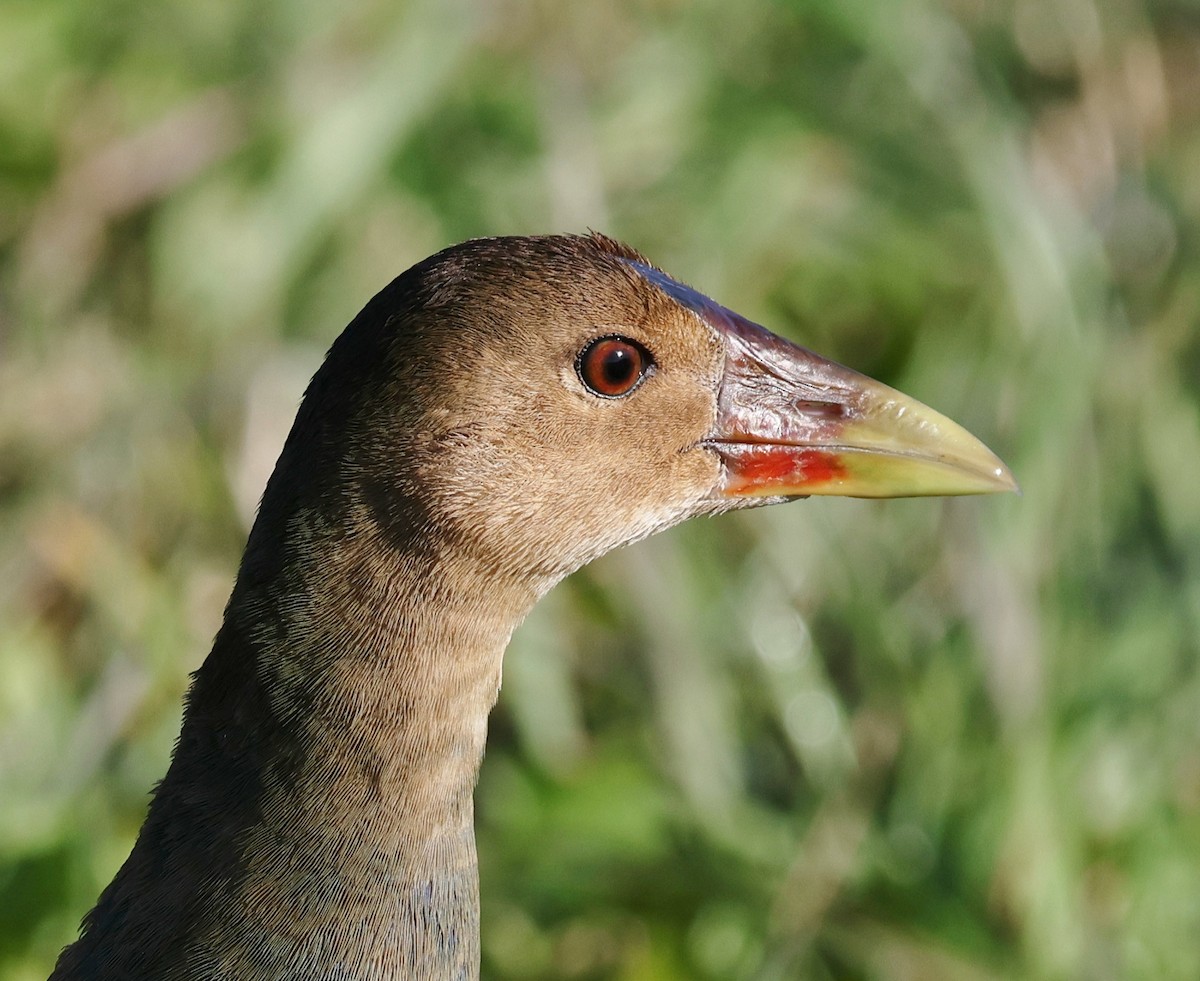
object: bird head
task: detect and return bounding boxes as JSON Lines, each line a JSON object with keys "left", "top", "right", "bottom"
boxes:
{"left": 284, "top": 233, "right": 1014, "bottom": 593}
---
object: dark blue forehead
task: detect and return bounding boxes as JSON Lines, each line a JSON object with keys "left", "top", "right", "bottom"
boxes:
{"left": 622, "top": 258, "right": 764, "bottom": 349}
{"left": 623, "top": 260, "right": 716, "bottom": 319}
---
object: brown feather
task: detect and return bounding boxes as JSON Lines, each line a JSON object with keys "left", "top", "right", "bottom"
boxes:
{"left": 51, "top": 235, "right": 728, "bottom": 979}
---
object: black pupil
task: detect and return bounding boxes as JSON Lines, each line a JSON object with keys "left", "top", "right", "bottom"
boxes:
{"left": 602, "top": 346, "right": 636, "bottom": 386}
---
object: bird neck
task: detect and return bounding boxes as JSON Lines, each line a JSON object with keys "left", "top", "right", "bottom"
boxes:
{"left": 56, "top": 509, "right": 541, "bottom": 980}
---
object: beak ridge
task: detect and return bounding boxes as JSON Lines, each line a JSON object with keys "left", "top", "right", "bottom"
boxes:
{"left": 626, "top": 260, "right": 1017, "bottom": 501}
{"left": 708, "top": 312, "right": 1017, "bottom": 499}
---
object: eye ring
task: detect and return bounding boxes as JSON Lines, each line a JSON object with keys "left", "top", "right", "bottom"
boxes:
{"left": 576, "top": 336, "right": 654, "bottom": 398}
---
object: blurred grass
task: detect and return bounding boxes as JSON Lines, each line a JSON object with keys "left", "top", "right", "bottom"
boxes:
{"left": 3, "top": 0, "right": 1200, "bottom": 977}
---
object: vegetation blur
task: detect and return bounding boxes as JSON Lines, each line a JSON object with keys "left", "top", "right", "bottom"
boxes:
{"left": 2, "top": 0, "right": 1198, "bottom": 977}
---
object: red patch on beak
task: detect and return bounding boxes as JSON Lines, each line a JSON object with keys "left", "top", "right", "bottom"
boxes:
{"left": 721, "top": 445, "right": 848, "bottom": 496}
{"left": 624, "top": 258, "right": 1017, "bottom": 500}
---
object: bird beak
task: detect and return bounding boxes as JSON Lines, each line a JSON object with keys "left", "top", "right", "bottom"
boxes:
{"left": 632, "top": 262, "right": 1018, "bottom": 500}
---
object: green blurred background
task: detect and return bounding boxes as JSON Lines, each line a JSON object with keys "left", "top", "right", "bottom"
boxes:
{"left": 3, "top": 0, "right": 1199, "bottom": 977}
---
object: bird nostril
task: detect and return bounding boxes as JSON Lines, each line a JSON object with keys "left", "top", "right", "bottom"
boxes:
{"left": 577, "top": 335, "right": 653, "bottom": 398}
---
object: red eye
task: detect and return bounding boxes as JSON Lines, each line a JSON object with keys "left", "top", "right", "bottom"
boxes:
{"left": 577, "top": 336, "right": 652, "bottom": 398}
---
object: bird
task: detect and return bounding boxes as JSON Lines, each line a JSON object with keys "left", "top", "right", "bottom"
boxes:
{"left": 50, "top": 232, "right": 1015, "bottom": 980}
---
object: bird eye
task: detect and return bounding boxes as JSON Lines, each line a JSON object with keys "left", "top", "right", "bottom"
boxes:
{"left": 577, "top": 336, "right": 653, "bottom": 398}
